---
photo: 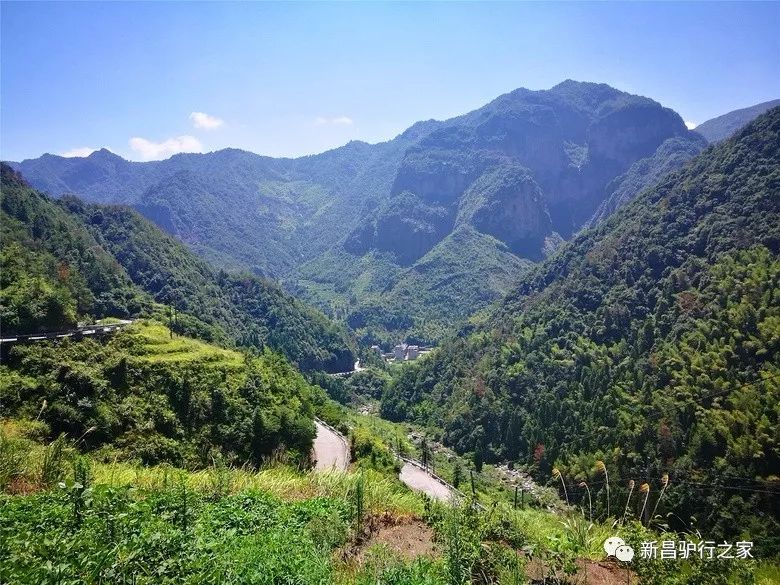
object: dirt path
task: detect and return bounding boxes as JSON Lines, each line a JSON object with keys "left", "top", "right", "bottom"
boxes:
{"left": 313, "top": 420, "right": 349, "bottom": 471}
{"left": 399, "top": 462, "right": 454, "bottom": 502}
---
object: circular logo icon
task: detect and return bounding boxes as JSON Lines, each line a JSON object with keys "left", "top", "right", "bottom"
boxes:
{"left": 615, "top": 545, "right": 635, "bottom": 562}
{"left": 603, "top": 536, "right": 625, "bottom": 557}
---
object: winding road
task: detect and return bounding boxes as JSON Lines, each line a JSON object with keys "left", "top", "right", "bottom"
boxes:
{"left": 311, "top": 420, "right": 456, "bottom": 502}
{"left": 313, "top": 420, "right": 350, "bottom": 471}
{"left": 399, "top": 461, "right": 455, "bottom": 502}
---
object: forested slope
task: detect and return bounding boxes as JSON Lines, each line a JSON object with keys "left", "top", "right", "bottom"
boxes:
{"left": 383, "top": 107, "right": 780, "bottom": 543}
{"left": 11, "top": 82, "right": 701, "bottom": 345}
{"left": 0, "top": 165, "right": 355, "bottom": 372}
{"left": 0, "top": 322, "right": 321, "bottom": 467}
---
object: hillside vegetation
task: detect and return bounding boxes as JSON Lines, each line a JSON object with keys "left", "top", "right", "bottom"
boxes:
{"left": 2, "top": 423, "right": 774, "bottom": 584}
{"left": 383, "top": 107, "right": 780, "bottom": 546}
{"left": 0, "top": 321, "right": 321, "bottom": 467}
{"left": 0, "top": 164, "right": 355, "bottom": 372}
{"left": 12, "top": 81, "right": 706, "bottom": 345}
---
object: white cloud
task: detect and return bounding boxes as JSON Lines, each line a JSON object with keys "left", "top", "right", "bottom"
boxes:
{"left": 129, "top": 135, "right": 203, "bottom": 161}
{"left": 60, "top": 146, "right": 99, "bottom": 158}
{"left": 190, "top": 111, "right": 224, "bottom": 130}
{"left": 685, "top": 121, "right": 697, "bottom": 130}
{"left": 314, "top": 115, "right": 354, "bottom": 126}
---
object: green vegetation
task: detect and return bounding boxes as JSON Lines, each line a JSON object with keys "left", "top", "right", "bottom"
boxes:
{"left": 12, "top": 82, "right": 699, "bottom": 345}
{"left": 1, "top": 164, "right": 355, "bottom": 372}
{"left": 0, "top": 166, "right": 149, "bottom": 333}
{"left": 384, "top": 108, "right": 780, "bottom": 547}
{"left": 2, "top": 425, "right": 774, "bottom": 585}
{"left": 0, "top": 321, "right": 320, "bottom": 467}
{"left": 338, "top": 227, "right": 533, "bottom": 346}
{"left": 4, "top": 92, "right": 779, "bottom": 583}
{"left": 0, "top": 433, "right": 414, "bottom": 583}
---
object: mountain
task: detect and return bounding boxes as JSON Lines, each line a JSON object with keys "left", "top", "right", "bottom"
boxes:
{"left": 10, "top": 138, "right": 425, "bottom": 278}
{"left": 584, "top": 99, "right": 780, "bottom": 229}
{"left": 0, "top": 164, "right": 355, "bottom": 372}
{"left": 382, "top": 107, "right": 780, "bottom": 542}
{"left": 585, "top": 133, "right": 708, "bottom": 227}
{"left": 301, "top": 81, "right": 700, "bottom": 342}
{"left": 9, "top": 81, "right": 699, "bottom": 343}
{"left": 695, "top": 98, "right": 780, "bottom": 143}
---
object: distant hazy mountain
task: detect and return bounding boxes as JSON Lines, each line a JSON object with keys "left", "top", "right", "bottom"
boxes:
{"left": 10, "top": 140, "right": 423, "bottom": 277}
{"left": 695, "top": 98, "right": 780, "bottom": 143}
{"left": 9, "top": 81, "right": 696, "bottom": 344}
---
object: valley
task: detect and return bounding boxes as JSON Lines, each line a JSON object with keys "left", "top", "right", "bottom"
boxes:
{"left": 2, "top": 66, "right": 779, "bottom": 585}
{"left": 3, "top": 0, "right": 780, "bottom": 581}
{"left": 13, "top": 80, "right": 760, "bottom": 346}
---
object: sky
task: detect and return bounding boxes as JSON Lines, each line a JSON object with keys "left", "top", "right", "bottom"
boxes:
{"left": 1, "top": 2, "right": 779, "bottom": 162}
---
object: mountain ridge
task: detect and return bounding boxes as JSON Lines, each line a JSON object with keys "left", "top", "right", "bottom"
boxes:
{"left": 9, "top": 82, "right": 771, "bottom": 345}
{"left": 695, "top": 98, "right": 780, "bottom": 143}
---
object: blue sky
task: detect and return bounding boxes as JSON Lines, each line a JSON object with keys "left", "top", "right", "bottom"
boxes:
{"left": 2, "top": 2, "right": 778, "bottom": 162}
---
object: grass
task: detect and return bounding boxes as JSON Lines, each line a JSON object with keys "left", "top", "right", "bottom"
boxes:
{"left": 95, "top": 317, "right": 125, "bottom": 325}
{"left": 757, "top": 563, "right": 780, "bottom": 585}
{"left": 0, "top": 418, "right": 421, "bottom": 518}
{"left": 346, "top": 411, "right": 417, "bottom": 455}
{"left": 505, "top": 507, "right": 613, "bottom": 560}
{"left": 125, "top": 321, "right": 245, "bottom": 367}
{"left": 92, "top": 462, "right": 423, "bottom": 518}
{"left": 2, "top": 420, "right": 778, "bottom": 584}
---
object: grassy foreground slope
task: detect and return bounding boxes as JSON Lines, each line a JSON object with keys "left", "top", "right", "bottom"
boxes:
{"left": 384, "top": 108, "right": 780, "bottom": 545}
{"left": 0, "top": 164, "right": 355, "bottom": 372}
{"left": 2, "top": 421, "right": 776, "bottom": 585}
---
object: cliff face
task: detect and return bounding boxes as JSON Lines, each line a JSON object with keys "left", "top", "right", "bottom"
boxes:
{"left": 585, "top": 133, "right": 708, "bottom": 229}
{"left": 350, "top": 81, "right": 689, "bottom": 266}
{"left": 343, "top": 191, "right": 453, "bottom": 266}
{"left": 457, "top": 164, "right": 553, "bottom": 260}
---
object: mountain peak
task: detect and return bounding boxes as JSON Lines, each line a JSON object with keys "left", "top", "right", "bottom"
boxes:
{"left": 547, "top": 79, "right": 628, "bottom": 104}
{"left": 550, "top": 78, "right": 609, "bottom": 90}
{"left": 88, "top": 148, "right": 124, "bottom": 161}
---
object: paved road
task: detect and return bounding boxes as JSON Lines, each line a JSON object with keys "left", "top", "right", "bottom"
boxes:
{"left": 313, "top": 421, "right": 349, "bottom": 471}
{"left": 312, "top": 420, "right": 455, "bottom": 502}
{"left": 399, "top": 462, "right": 455, "bottom": 502}
{"left": 1, "top": 319, "right": 133, "bottom": 344}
